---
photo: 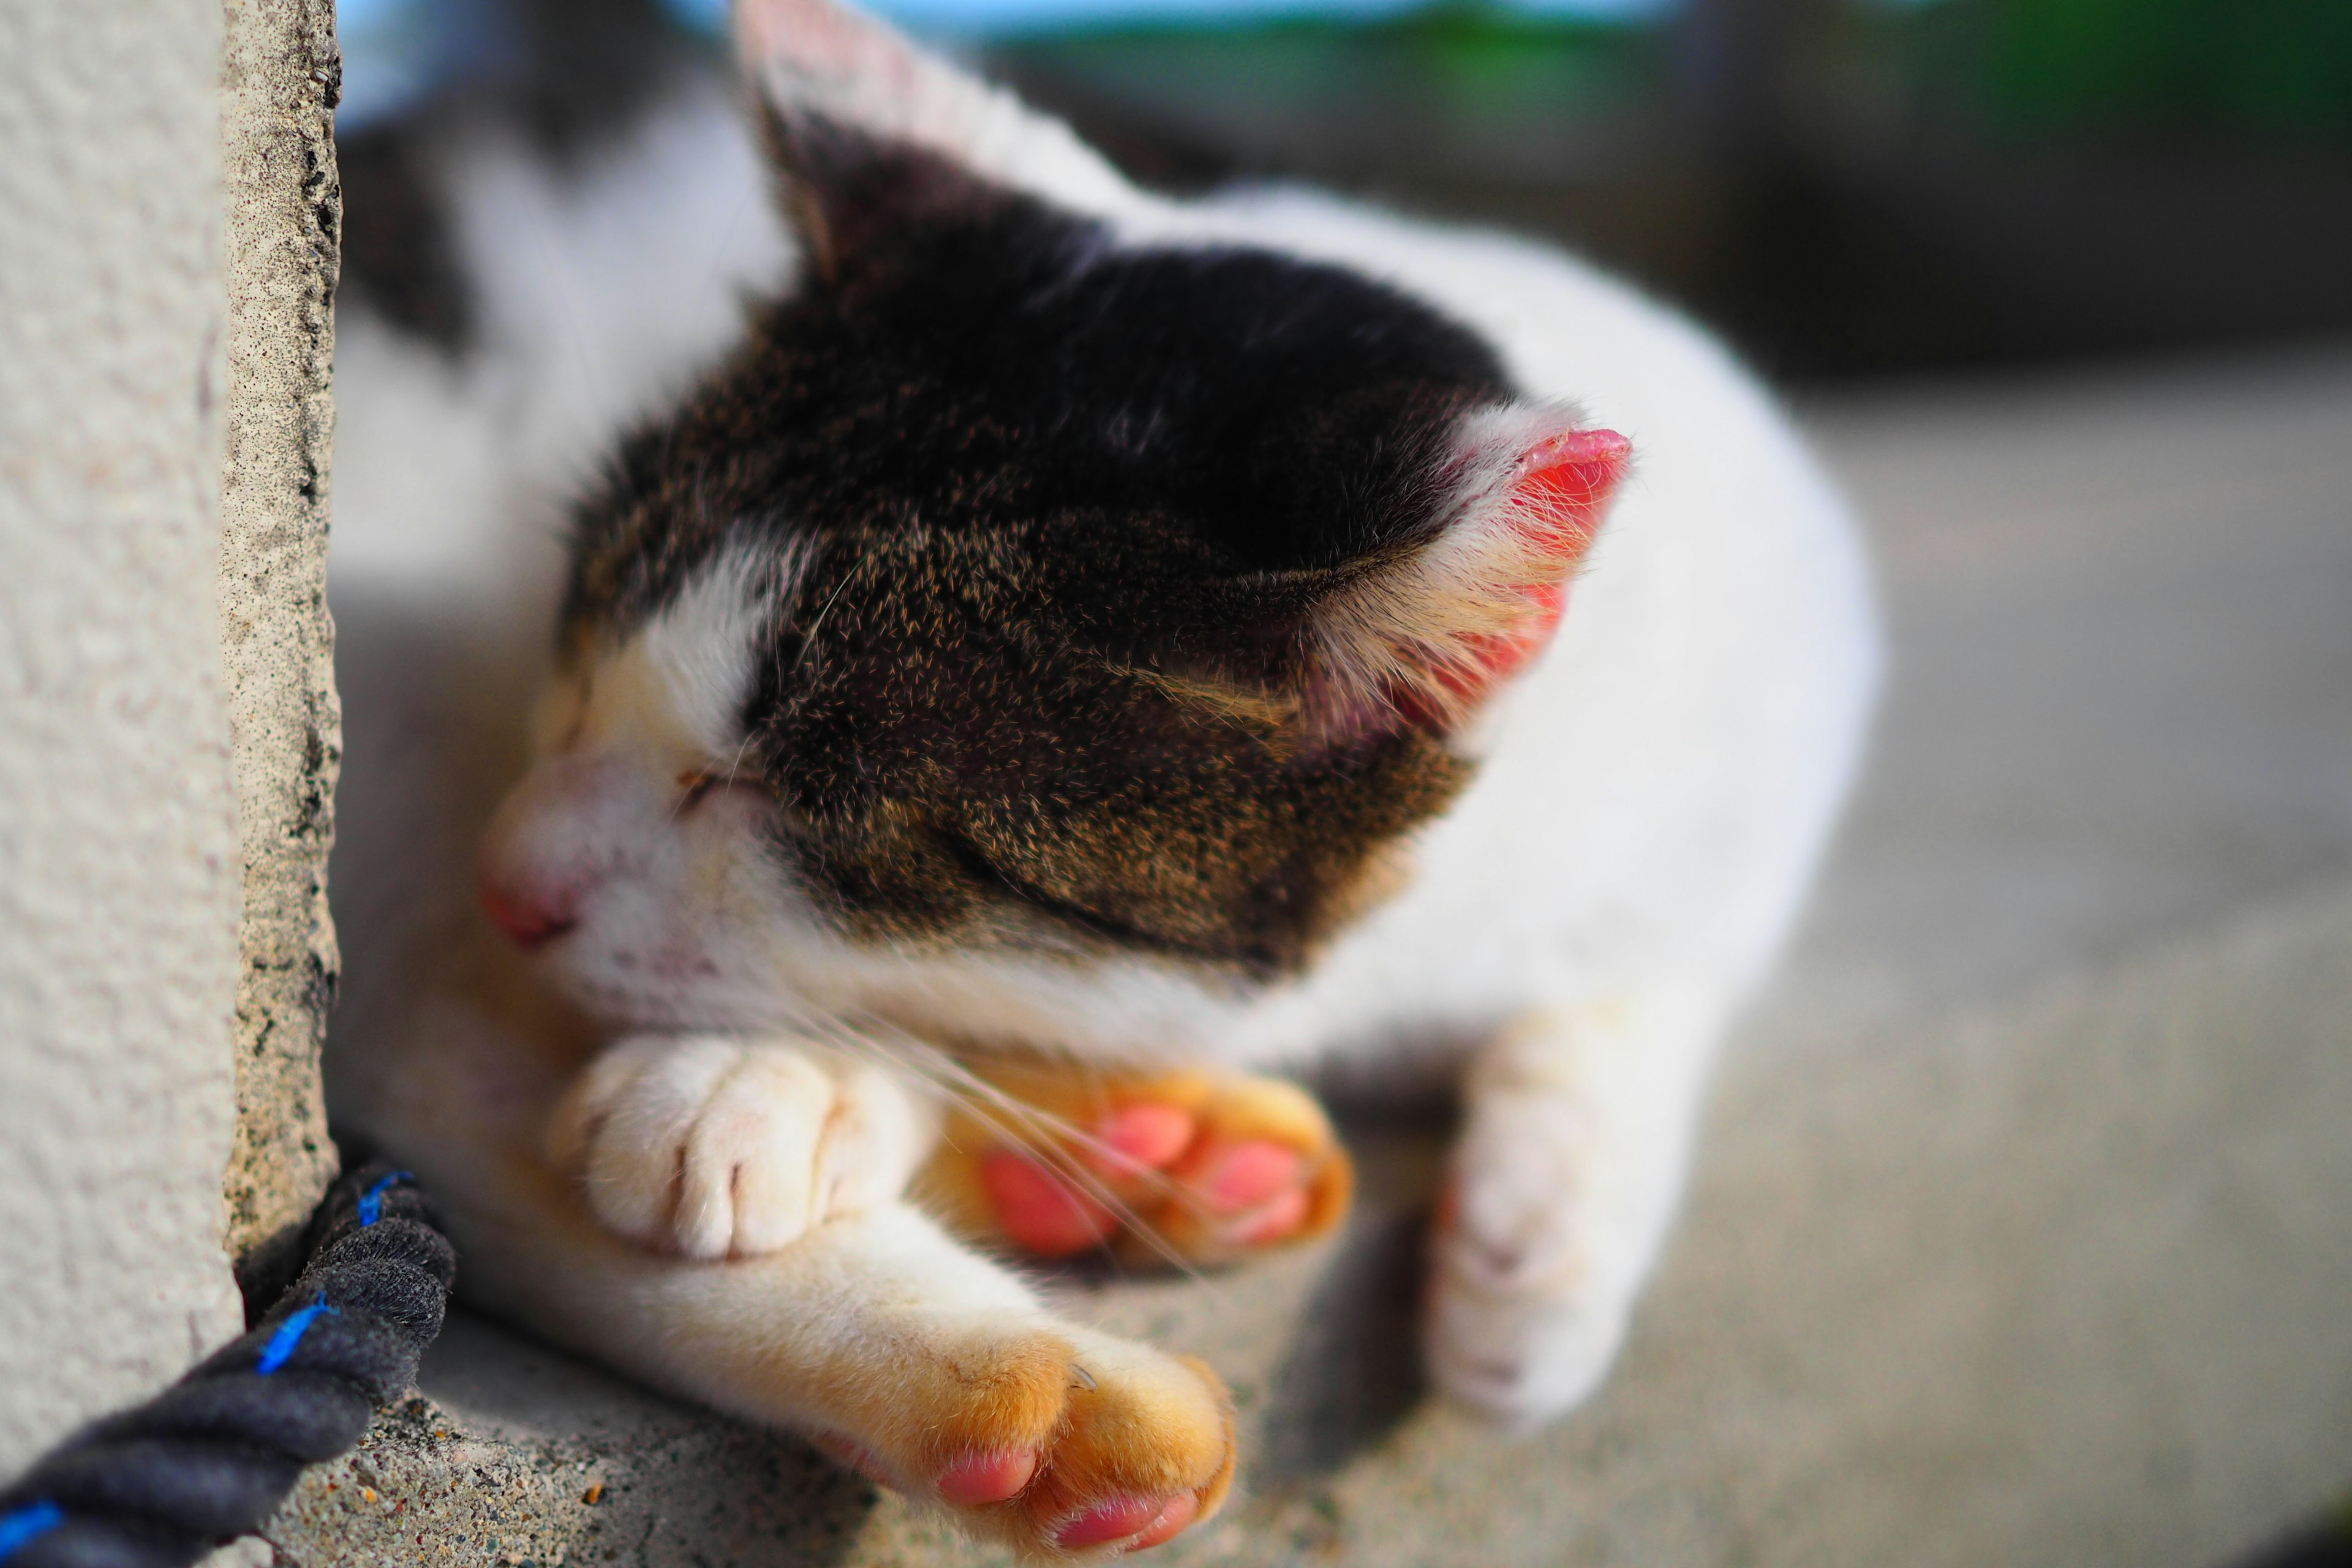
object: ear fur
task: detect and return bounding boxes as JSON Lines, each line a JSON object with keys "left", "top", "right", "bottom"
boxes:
{"left": 1299, "top": 408, "right": 1630, "bottom": 743}
{"left": 734, "top": 0, "right": 1136, "bottom": 260}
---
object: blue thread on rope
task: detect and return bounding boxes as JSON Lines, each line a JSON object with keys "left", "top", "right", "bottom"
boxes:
{"left": 0, "top": 1166, "right": 453, "bottom": 1568}
{"left": 257, "top": 1295, "right": 339, "bottom": 1376}
{"left": 356, "top": 1169, "right": 413, "bottom": 1227}
{"left": 0, "top": 1499, "right": 64, "bottom": 1561}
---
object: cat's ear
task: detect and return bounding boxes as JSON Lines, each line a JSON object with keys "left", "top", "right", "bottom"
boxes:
{"left": 1296, "top": 410, "right": 1630, "bottom": 744}
{"left": 734, "top": 0, "right": 1134, "bottom": 274}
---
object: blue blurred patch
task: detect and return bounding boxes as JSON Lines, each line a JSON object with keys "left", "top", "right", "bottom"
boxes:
{"left": 338, "top": 0, "right": 1678, "bottom": 124}
{"left": 662, "top": 0, "right": 731, "bottom": 31}
{"left": 657, "top": 0, "right": 1671, "bottom": 34}
{"left": 336, "top": 0, "right": 447, "bottom": 128}
{"left": 337, "top": 0, "right": 522, "bottom": 129}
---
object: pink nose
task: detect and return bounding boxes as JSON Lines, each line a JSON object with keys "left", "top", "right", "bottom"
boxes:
{"left": 478, "top": 878, "right": 579, "bottom": 950}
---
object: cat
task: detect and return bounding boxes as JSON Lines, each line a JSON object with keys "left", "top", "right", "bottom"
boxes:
{"left": 323, "top": 0, "right": 1879, "bottom": 1556}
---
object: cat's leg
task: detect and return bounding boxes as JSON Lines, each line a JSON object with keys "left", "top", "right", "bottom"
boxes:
{"left": 919, "top": 1062, "right": 1354, "bottom": 1267}
{"left": 544, "top": 1032, "right": 937, "bottom": 1259}
{"left": 373, "top": 1005, "right": 1235, "bottom": 1559}
{"left": 466, "top": 1160, "right": 1237, "bottom": 1558}
{"left": 1428, "top": 990, "right": 1725, "bottom": 1430}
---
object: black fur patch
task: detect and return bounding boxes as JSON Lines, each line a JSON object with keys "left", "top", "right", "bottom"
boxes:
{"left": 336, "top": 0, "right": 699, "bottom": 355}
{"left": 500, "top": 0, "right": 698, "bottom": 156}
{"left": 565, "top": 135, "right": 1520, "bottom": 976}
{"left": 338, "top": 126, "right": 475, "bottom": 354}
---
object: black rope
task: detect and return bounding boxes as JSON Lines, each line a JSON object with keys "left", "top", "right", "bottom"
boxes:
{"left": 0, "top": 1164, "right": 456, "bottom": 1568}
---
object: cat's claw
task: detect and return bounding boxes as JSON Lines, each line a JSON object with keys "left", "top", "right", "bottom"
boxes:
{"left": 932, "top": 1068, "right": 1353, "bottom": 1267}
{"left": 546, "top": 1034, "right": 930, "bottom": 1259}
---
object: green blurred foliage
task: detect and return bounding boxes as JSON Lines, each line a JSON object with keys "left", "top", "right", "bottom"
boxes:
{"left": 1907, "top": 0, "right": 2352, "bottom": 141}
{"left": 1398, "top": 7, "right": 1658, "bottom": 119}
{"left": 1006, "top": 8, "right": 1664, "bottom": 146}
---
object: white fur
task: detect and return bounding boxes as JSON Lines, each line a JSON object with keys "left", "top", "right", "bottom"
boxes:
{"left": 330, "top": 0, "right": 1877, "bottom": 1531}
{"left": 546, "top": 1032, "right": 937, "bottom": 1259}
{"left": 739, "top": 0, "right": 1139, "bottom": 219}
{"left": 634, "top": 545, "right": 795, "bottom": 760}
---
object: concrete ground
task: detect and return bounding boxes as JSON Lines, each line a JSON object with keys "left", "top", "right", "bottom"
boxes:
{"left": 265, "top": 345, "right": 2352, "bottom": 1567}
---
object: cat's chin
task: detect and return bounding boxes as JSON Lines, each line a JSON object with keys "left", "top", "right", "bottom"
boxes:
{"left": 523, "top": 947, "right": 796, "bottom": 1040}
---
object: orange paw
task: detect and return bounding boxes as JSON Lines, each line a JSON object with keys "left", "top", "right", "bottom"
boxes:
{"left": 813, "top": 1322, "right": 1235, "bottom": 1560}
{"left": 925, "top": 1066, "right": 1354, "bottom": 1267}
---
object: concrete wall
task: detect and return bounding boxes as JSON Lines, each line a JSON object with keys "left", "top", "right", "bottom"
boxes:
{"left": 219, "top": 0, "right": 342, "bottom": 1270}
{"left": 0, "top": 0, "right": 342, "bottom": 1479}
{"left": 0, "top": 0, "right": 246, "bottom": 1476}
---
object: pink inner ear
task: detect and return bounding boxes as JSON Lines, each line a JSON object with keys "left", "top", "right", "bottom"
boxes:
{"left": 1514, "top": 427, "right": 1631, "bottom": 535}
{"left": 1400, "top": 427, "right": 1629, "bottom": 722}
{"left": 1498, "top": 425, "right": 1631, "bottom": 638}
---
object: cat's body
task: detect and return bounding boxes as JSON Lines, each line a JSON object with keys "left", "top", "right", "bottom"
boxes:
{"left": 327, "top": 3, "right": 1875, "bottom": 1556}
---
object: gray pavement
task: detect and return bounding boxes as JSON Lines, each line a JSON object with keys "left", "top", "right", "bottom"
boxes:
{"left": 1774, "top": 349, "right": 2352, "bottom": 1033}
{"left": 266, "top": 345, "right": 2352, "bottom": 1567}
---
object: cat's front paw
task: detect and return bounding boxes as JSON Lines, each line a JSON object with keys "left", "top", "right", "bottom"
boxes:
{"left": 546, "top": 1034, "right": 931, "bottom": 1259}
{"left": 824, "top": 1320, "right": 1235, "bottom": 1560}
{"left": 1423, "top": 1116, "right": 1643, "bottom": 1431}
{"left": 927, "top": 1066, "right": 1353, "bottom": 1267}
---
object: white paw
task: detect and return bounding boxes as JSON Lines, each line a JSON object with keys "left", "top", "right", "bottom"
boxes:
{"left": 1425, "top": 1258, "right": 1635, "bottom": 1433}
{"left": 546, "top": 1034, "right": 932, "bottom": 1259}
{"left": 1423, "top": 1093, "right": 1657, "bottom": 1431}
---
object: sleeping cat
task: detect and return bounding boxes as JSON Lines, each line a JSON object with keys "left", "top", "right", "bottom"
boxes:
{"left": 325, "top": 0, "right": 1878, "bottom": 1556}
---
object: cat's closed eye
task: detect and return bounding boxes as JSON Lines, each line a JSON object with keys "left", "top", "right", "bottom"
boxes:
{"left": 674, "top": 768, "right": 773, "bottom": 816}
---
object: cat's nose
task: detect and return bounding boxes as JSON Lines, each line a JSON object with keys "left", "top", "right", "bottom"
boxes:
{"left": 477, "top": 752, "right": 638, "bottom": 949}
{"left": 478, "top": 876, "right": 579, "bottom": 949}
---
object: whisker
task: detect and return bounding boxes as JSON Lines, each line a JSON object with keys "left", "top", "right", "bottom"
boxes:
{"left": 720, "top": 734, "right": 760, "bottom": 786}
{"left": 721, "top": 993, "right": 1235, "bottom": 1287}
{"left": 808, "top": 1010, "right": 1218, "bottom": 1284}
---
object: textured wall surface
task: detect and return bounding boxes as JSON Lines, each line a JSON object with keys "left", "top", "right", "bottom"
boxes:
{"left": 0, "top": 0, "right": 247, "bottom": 1477}
{"left": 219, "top": 0, "right": 343, "bottom": 1268}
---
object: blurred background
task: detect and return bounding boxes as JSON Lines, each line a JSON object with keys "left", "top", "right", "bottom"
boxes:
{"left": 337, "top": 0, "right": 2352, "bottom": 379}
{"left": 327, "top": 2, "right": 2352, "bottom": 1565}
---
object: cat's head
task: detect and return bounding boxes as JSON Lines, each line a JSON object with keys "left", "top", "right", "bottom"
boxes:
{"left": 475, "top": 0, "right": 1628, "bottom": 1056}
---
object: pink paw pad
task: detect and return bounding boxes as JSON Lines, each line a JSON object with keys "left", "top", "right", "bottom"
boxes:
{"left": 936, "top": 1448, "right": 1038, "bottom": 1507}
{"left": 980, "top": 1150, "right": 1115, "bottom": 1257}
{"left": 1087, "top": 1102, "right": 1197, "bottom": 1177}
{"left": 1231, "top": 1185, "right": 1312, "bottom": 1246}
{"left": 1188, "top": 1139, "right": 1306, "bottom": 1214}
{"left": 1129, "top": 1492, "right": 1200, "bottom": 1551}
{"left": 1054, "top": 1495, "right": 1172, "bottom": 1550}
